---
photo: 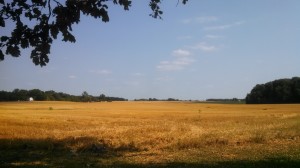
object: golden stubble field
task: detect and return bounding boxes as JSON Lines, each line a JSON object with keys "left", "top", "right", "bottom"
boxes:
{"left": 0, "top": 101, "right": 300, "bottom": 167}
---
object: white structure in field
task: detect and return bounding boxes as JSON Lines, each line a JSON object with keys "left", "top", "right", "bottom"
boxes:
{"left": 29, "top": 97, "right": 34, "bottom": 101}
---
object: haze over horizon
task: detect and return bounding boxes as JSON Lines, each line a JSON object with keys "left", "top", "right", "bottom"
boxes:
{"left": 1, "top": 0, "right": 300, "bottom": 100}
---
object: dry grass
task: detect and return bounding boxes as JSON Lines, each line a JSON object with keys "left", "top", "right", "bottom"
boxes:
{"left": 0, "top": 101, "right": 300, "bottom": 167}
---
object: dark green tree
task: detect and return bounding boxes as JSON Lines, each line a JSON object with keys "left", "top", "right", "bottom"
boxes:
{"left": 246, "top": 77, "right": 300, "bottom": 104}
{"left": 12, "top": 88, "right": 29, "bottom": 101}
{"left": 99, "top": 93, "right": 106, "bottom": 101}
{"left": 0, "top": 90, "right": 11, "bottom": 101}
{"left": 81, "top": 91, "right": 91, "bottom": 102}
{"left": 0, "top": 0, "right": 188, "bottom": 66}
{"left": 28, "top": 89, "right": 46, "bottom": 100}
{"left": 291, "top": 77, "right": 300, "bottom": 101}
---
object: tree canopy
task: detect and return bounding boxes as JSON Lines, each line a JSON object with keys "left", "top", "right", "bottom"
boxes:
{"left": 246, "top": 77, "right": 300, "bottom": 104}
{"left": 0, "top": 0, "right": 188, "bottom": 66}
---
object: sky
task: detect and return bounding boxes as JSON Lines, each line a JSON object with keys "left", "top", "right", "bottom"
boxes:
{"left": 1, "top": 0, "right": 300, "bottom": 100}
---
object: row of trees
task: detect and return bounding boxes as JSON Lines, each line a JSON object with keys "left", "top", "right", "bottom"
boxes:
{"left": 0, "top": 89, "right": 127, "bottom": 102}
{"left": 246, "top": 77, "right": 300, "bottom": 104}
{"left": 206, "top": 98, "right": 244, "bottom": 102}
{"left": 134, "top": 98, "right": 180, "bottom": 101}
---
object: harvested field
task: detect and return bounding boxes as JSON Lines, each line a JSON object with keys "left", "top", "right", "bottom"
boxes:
{"left": 0, "top": 101, "right": 299, "bottom": 167}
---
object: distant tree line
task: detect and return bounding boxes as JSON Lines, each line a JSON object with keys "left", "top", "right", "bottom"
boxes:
{"left": 0, "top": 89, "right": 127, "bottom": 102}
{"left": 246, "top": 77, "right": 300, "bottom": 104}
{"left": 206, "top": 98, "right": 244, "bottom": 103}
{"left": 134, "top": 98, "right": 180, "bottom": 101}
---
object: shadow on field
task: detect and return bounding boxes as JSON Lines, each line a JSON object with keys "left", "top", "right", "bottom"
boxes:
{"left": 0, "top": 137, "right": 299, "bottom": 168}
{"left": 0, "top": 137, "right": 139, "bottom": 168}
{"left": 114, "top": 159, "right": 300, "bottom": 168}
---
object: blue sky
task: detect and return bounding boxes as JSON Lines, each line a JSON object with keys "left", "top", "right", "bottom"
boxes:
{"left": 1, "top": 0, "right": 300, "bottom": 100}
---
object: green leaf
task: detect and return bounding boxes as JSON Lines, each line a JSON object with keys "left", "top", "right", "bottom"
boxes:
{"left": 50, "top": 25, "right": 59, "bottom": 39}
{"left": 0, "top": 36, "right": 9, "bottom": 42}
{"left": 30, "top": 48, "right": 49, "bottom": 66}
{"left": 182, "top": 0, "right": 188, "bottom": 5}
{"left": 33, "top": 8, "right": 41, "bottom": 16}
{"left": 100, "top": 8, "right": 109, "bottom": 22}
{"left": 32, "top": 0, "right": 46, "bottom": 6}
{"left": 6, "top": 45, "right": 21, "bottom": 57}
{"left": 0, "top": 16, "right": 5, "bottom": 27}
{"left": 62, "top": 31, "right": 76, "bottom": 43}
{"left": 20, "top": 39, "right": 29, "bottom": 48}
{"left": 0, "top": 50, "right": 4, "bottom": 60}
